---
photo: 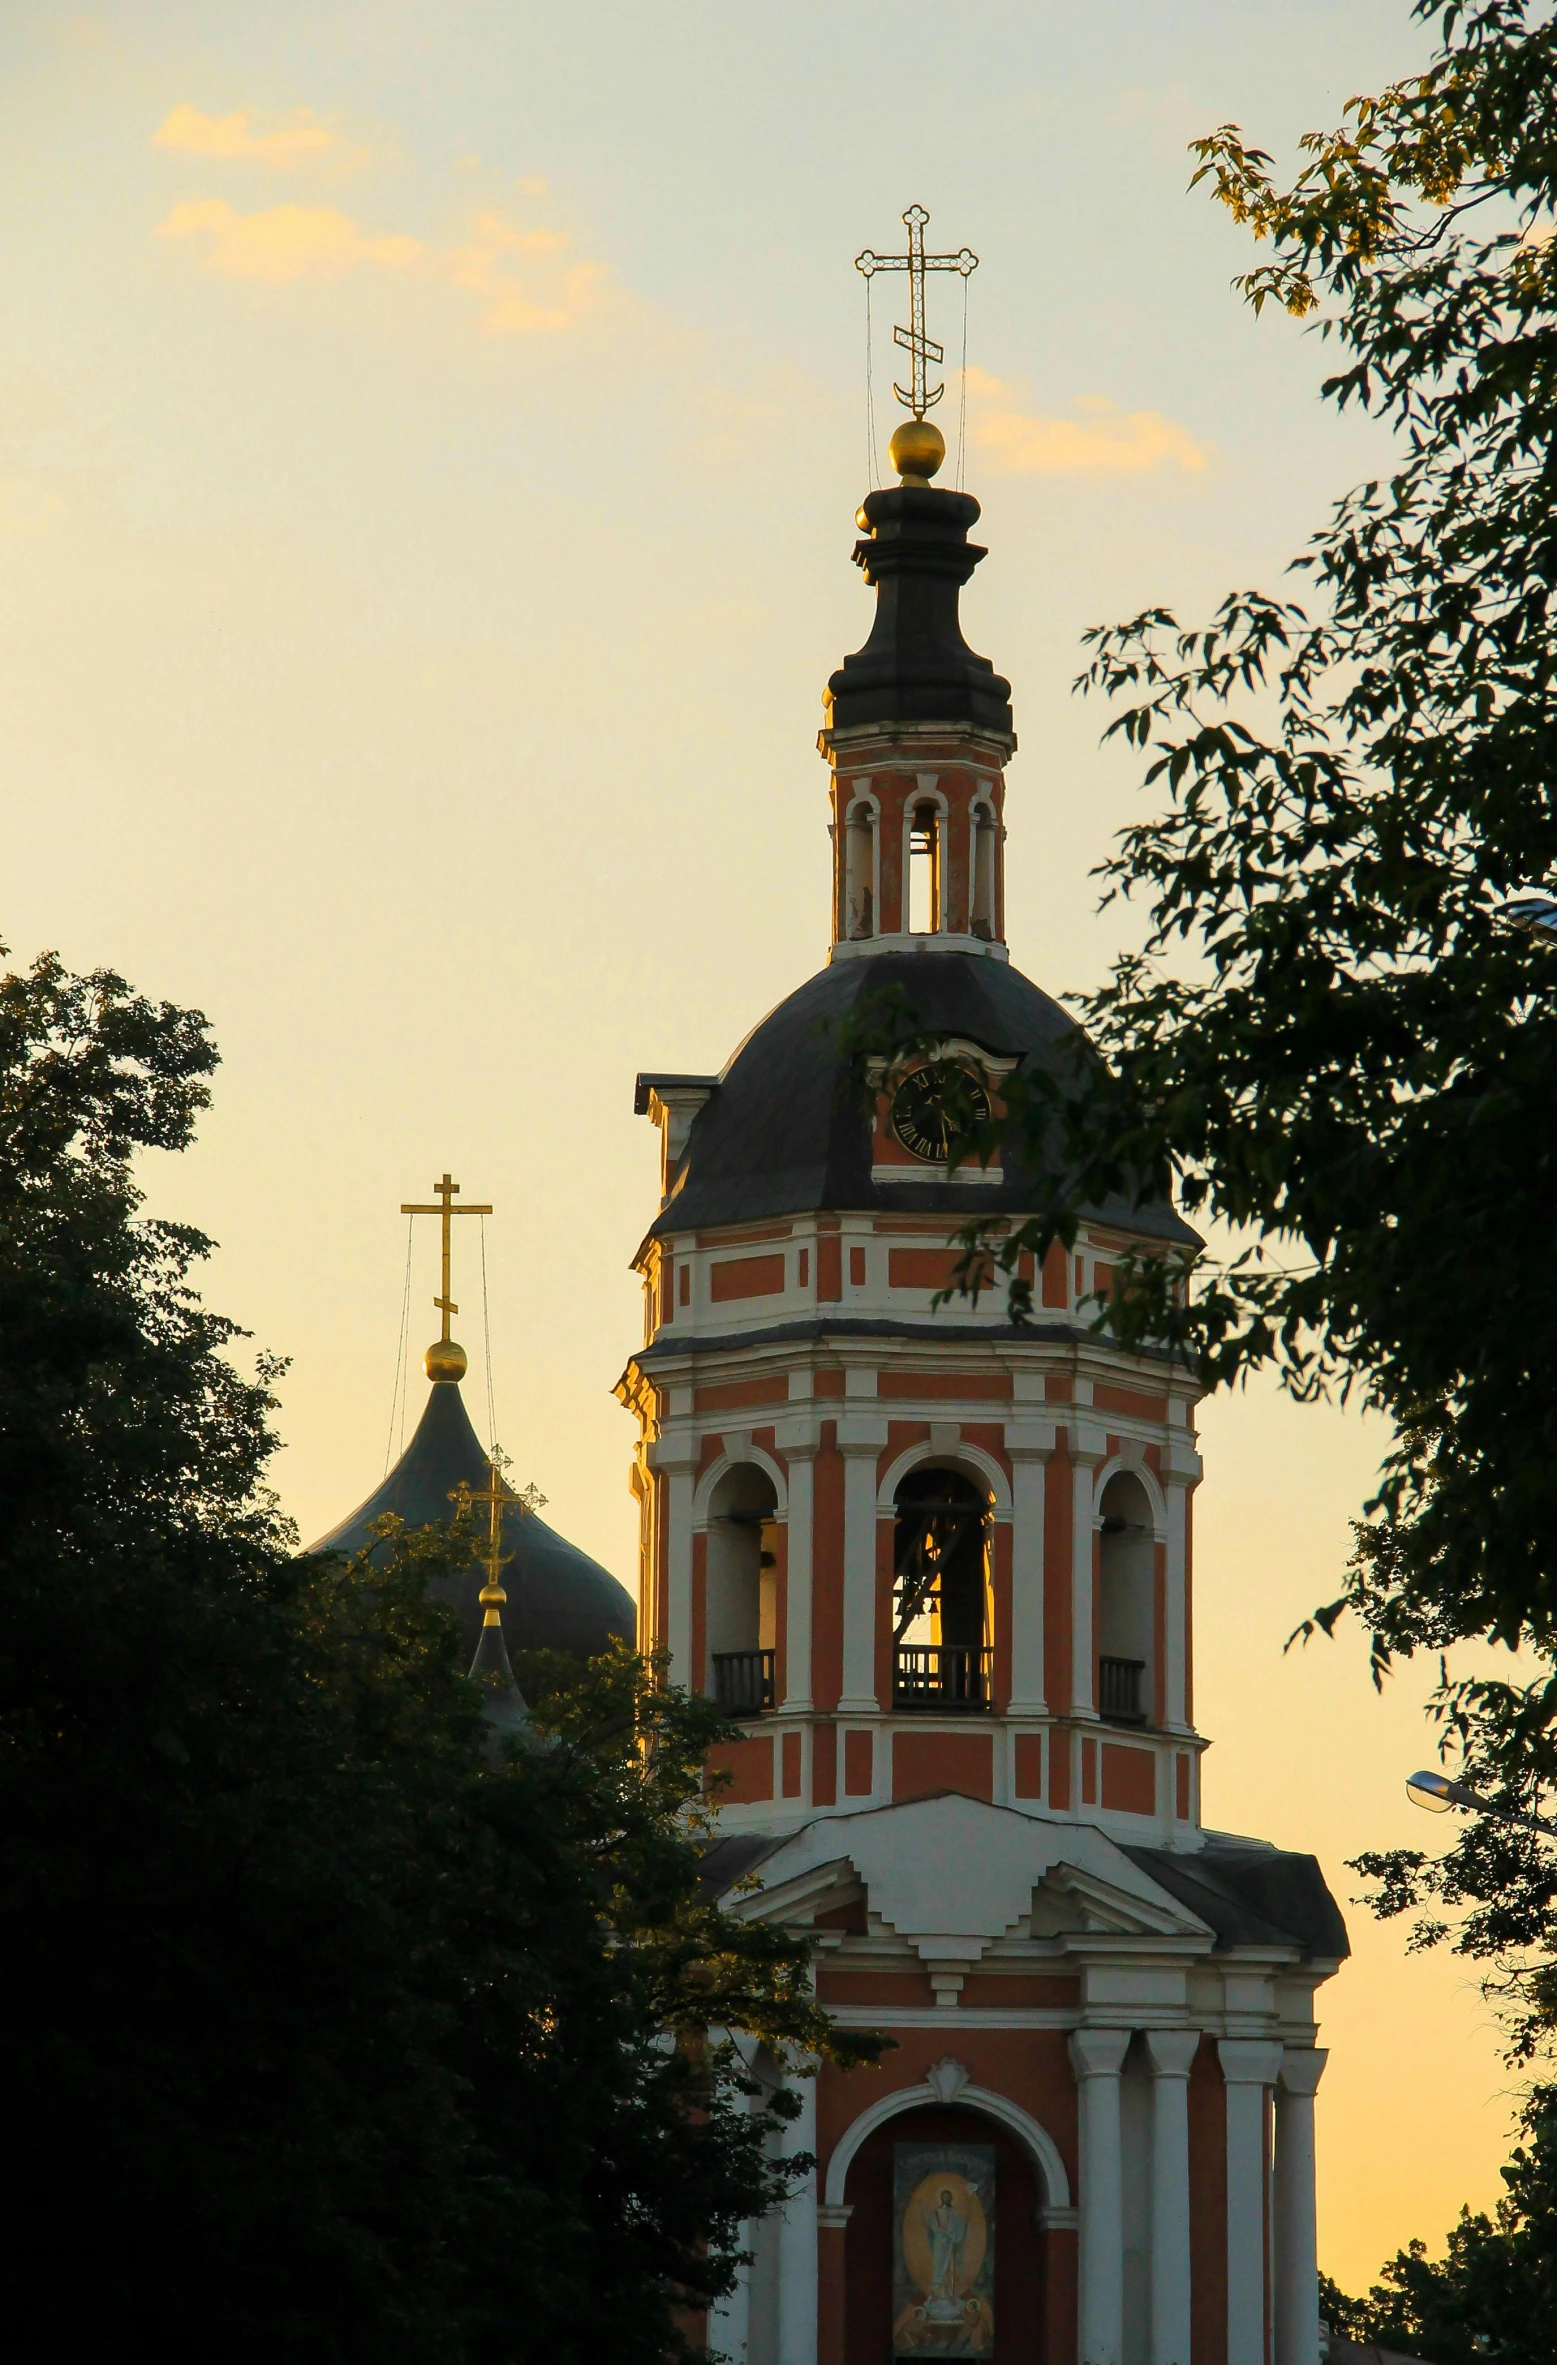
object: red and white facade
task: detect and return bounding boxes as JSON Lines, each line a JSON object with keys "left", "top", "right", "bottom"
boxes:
{"left": 617, "top": 471, "right": 1343, "bottom": 2365}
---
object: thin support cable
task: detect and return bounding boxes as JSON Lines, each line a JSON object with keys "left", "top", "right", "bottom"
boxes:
{"left": 384, "top": 1214, "right": 414, "bottom": 1475}
{"left": 479, "top": 1214, "right": 498, "bottom": 1457}
{"left": 956, "top": 275, "right": 969, "bottom": 487}
{"left": 865, "top": 272, "right": 880, "bottom": 490}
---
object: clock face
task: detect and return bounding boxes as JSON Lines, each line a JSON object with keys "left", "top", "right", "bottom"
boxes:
{"left": 889, "top": 1067, "right": 992, "bottom": 1165}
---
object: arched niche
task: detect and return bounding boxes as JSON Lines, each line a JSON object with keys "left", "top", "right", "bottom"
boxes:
{"left": 1097, "top": 1465, "right": 1155, "bottom": 1726}
{"left": 844, "top": 794, "right": 878, "bottom": 940}
{"left": 703, "top": 1460, "right": 779, "bottom": 1715}
{"left": 970, "top": 799, "right": 998, "bottom": 939}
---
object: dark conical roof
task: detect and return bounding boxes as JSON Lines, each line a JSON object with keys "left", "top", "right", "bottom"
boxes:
{"left": 647, "top": 950, "right": 1200, "bottom": 1246}
{"left": 306, "top": 1380, "right": 636, "bottom": 1668}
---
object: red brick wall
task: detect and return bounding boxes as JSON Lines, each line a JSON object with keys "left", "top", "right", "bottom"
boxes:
{"left": 709, "top": 1251, "right": 786, "bottom": 1301}
{"left": 706, "top": 1734, "right": 773, "bottom": 1804}
{"left": 892, "top": 1728, "right": 994, "bottom": 1802}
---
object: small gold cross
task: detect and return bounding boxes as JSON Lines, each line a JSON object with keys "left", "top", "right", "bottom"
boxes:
{"left": 451, "top": 1453, "right": 548, "bottom": 1625}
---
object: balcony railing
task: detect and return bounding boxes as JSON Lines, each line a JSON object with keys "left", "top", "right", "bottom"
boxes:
{"left": 892, "top": 1643, "right": 992, "bottom": 1713}
{"left": 1098, "top": 1655, "right": 1147, "bottom": 1726}
{"left": 711, "top": 1648, "right": 775, "bottom": 1716}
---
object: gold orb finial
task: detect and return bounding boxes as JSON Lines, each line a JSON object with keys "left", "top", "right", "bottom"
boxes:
{"left": 425, "top": 1336, "right": 468, "bottom": 1384}
{"left": 889, "top": 418, "right": 945, "bottom": 485}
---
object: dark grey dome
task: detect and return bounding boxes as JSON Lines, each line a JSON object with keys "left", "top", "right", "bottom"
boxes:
{"left": 649, "top": 949, "right": 1197, "bottom": 1247}
{"left": 305, "top": 1379, "right": 636, "bottom": 1667}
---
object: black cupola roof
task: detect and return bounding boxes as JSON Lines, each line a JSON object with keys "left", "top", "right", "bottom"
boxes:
{"left": 825, "top": 485, "right": 1013, "bottom": 739}
{"left": 647, "top": 952, "right": 1198, "bottom": 1247}
{"left": 306, "top": 1379, "right": 636, "bottom": 1669}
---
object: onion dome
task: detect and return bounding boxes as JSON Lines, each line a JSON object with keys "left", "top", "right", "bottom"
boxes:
{"left": 306, "top": 1371, "right": 635, "bottom": 1670}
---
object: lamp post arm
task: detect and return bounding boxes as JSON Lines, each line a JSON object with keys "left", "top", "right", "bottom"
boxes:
{"left": 1408, "top": 1767, "right": 1557, "bottom": 1840}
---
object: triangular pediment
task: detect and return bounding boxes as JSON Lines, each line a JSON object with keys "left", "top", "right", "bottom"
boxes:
{"left": 720, "top": 1793, "right": 1213, "bottom": 1957}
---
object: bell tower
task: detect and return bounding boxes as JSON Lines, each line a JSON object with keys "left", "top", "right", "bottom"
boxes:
{"left": 616, "top": 211, "right": 1346, "bottom": 2365}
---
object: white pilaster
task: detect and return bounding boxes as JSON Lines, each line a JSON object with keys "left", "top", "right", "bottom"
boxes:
{"left": 664, "top": 1453, "right": 696, "bottom": 1691}
{"left": 710, "top": 2229, "right": 752, "bottom": 2365}
{"left": 1161, "top": 1437, "right": 1200, "bottom": 1734}
{"left": 1220, "top": 2039, "right": 1283, "bottom": 2365}
{"left": 776, "top": 2071, "right": 818, "bottom": 2365}
{"left": 1007, "top": 1434, "right": 1050, "bottom": 1715}
{"left": 1071, "top": 2026, "right": 1131, "bottom": 2365}
{"left": 1274, "top": 2050, "right": 1327, "bottom": 2365}
{"left": 781, "top": 1442, "right": 817, "bottom": 1712}
{"left": 837, "top": 1423, "right": 884, "bottom": 1713}
{"left": 1144, "top": 2030, "right": 1199, "bottom": 2365}
{"left": 1071, "top": 1436, "right": 1106, "bottom": 1718}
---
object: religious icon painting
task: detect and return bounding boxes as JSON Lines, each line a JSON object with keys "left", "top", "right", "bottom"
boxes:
{"left": 892, "top": 2142, "right": 996, "bottom": 2356}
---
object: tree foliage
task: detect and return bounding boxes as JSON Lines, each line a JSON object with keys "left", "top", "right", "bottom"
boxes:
{"left": 0, "top": 943, "right": 875, "bottom": 2360}
{"left": 1320, "top": 2086, "right": 1557, "bottom": 2363}
{"left": 859, "top": 0, "right": 1557, "bottom": 1680}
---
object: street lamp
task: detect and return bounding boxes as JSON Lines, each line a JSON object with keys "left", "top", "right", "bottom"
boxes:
{"left": 1406, "top": 1767, "right": 1557, "bottom": 1839}
{"left": 1496, "top": 892, "right": 1557, "bottom": 942}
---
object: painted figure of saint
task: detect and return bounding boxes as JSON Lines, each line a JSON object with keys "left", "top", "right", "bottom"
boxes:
{"left": 923, "top": 2187, "right": 967, "bottom": 2306}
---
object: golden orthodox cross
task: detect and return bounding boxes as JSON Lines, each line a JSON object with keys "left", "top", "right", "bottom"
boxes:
{"left": 856, "top": 203, "right": 977, "bottom": 421}
{"left": 451, "top": 1450, "right": 549, "bottom": 1624}
{"left": 400, "top": 1172, "right": 492, "bottom": 1343}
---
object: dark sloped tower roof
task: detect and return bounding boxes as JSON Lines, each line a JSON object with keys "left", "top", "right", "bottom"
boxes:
{"left": 637, "top": 455, "right": 1196, "bottom": 1253}
{"left": 307, "top": 1375, "right": 635, "bottom": 1669}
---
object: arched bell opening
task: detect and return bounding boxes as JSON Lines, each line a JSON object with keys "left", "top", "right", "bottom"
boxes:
{"left": 891, "top": 1466, "right": 991, "bottom": 1712}
{"left": 705, "top": 1462, "right": 779, "bottom": 1715}
{"left": 906, "top": 798, "right": 944, "bottom": 935}
{"left": 842, "top": 2104, "right": 1046, "bottom": 2365}
{"left": 1098, "top": 1468, "right": 1155, "bottom": 1727}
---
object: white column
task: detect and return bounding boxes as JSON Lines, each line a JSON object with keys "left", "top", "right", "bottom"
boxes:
{"left": 1161, "top": 1438, "right": 1200, "bottom": 1734}
{"left": 1071, "top": 1443, "right": 1104, "bottom": 1717}
{"left": 782, "top": 1444, "right": 816, "bottom": 1712}
{"left": 1220, "top": 2040, "right": 1282, "bottom": 2365}
{"left": 776, "top": 2071, "right": 818, "bottom": 2365}
{"left": 1007, "top": 1438, "right": 1049, "bottom": 1715}
{"left": 1274, "top": 2050, "right": 1327, "bottom": 2365}
{"left": 837, "top": 1429, "right": 882, "bottom": 1713}
{"left": 664, "top": 1452, "right": 696, "bottom": 1690}
{"left": 1071, "top": 2027, "right": 1131, "bottom": 2365}
{"left": 710, "top": 2229, "right": 752, "bottom": 2365}
{"left": 1144, "top": 2030, "right": 1198, "bottom": 2365}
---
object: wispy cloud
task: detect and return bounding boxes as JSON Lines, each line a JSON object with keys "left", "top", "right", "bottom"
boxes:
{"left": 967, "top": 369, "right": 1207, "bottom": 474}
{"left": 157, "top": 200, "right": 422, "bottom": 284}
{"left": 156, "top": 192, "right": 610, "bottom": 334}
{"left": 448, "top": 211, "right": 605, "bottom": 335}
{"left": 153, "top": 104, "right": 359, "bottom": 172}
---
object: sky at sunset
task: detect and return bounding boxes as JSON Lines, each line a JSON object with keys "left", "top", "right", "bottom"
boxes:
{"left": 4, "top": 0, "right": 1517, "bottom": 2292}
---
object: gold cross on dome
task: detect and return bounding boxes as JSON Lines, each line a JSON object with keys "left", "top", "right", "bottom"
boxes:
{"left": 400, "top": 1172, "right": 493, "bottom": 1343}
{"left": 856, "top": 203, "right": 978, "bottom": 421}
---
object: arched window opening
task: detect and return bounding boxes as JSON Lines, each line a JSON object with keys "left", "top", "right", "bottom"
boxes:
{"left": 845, "top": 801, "right": 876, "bottom": 939}
{"left": 706, "top": 1464, "right": 779, "bottom": 1715}
{"left": 892, "top": 1466, "right": 990, "bottom": 1710}
{"left": 1098, "top": 1470, "right": 1154, "bottom": 1725}
{"left": 907, "top": 801, "right": 941, "bottom": 934}
{"left": 971, "top": 805, "right": 997, "bottom": 940}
